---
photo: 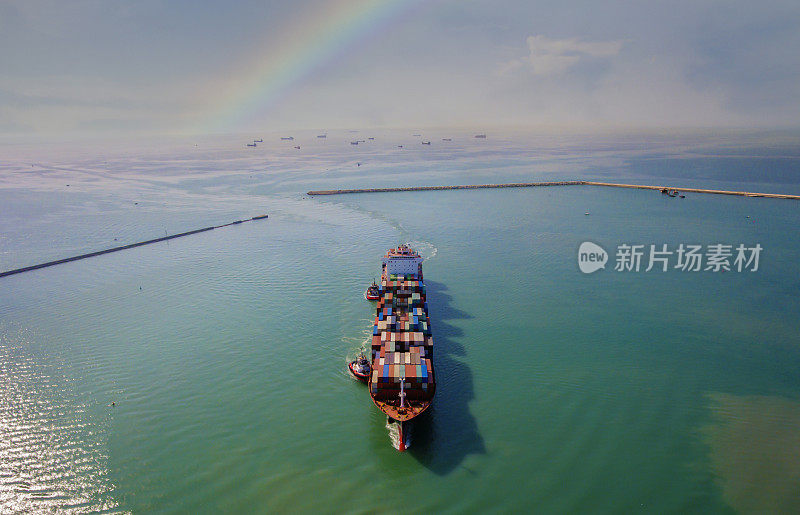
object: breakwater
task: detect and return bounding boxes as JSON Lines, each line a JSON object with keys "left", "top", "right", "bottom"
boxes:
{"left": 0, "top": 215, "right": 268, "bottom": 279}
{"left": 582, "top": 182, "right": 800, "bottom": 199}
{"left": 308, "top": 181, "right": 800, "bottom": 199}
{"left": 307, "top": 181, "right": 583, "bottom": 195}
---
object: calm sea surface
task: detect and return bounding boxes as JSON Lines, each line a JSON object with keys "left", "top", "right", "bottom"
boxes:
{"left": 1, "top": 130, "right": 799, "bottom": 512}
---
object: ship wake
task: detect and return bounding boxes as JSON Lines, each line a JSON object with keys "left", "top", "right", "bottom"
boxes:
{"left": 386, "top": 419, "right": 412, "bottom": 451}
{"left": 405, "top": 240, "right": 437, "bottom": 261}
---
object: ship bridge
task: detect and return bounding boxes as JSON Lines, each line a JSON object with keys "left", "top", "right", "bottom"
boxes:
{"left": 382, "top": 245, "right": 423, "bottom": 277}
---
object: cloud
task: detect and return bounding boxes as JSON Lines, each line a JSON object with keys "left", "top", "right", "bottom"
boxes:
{"left": 501, "top": 35, "right": 624, "bottom": 76}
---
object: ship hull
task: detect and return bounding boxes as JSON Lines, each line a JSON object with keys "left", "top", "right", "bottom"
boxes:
{"left": 368, "top": 245, "right": 435, "bottom": 448}
{"left": 371, "top": 398, "right": 432, "bottom": 422}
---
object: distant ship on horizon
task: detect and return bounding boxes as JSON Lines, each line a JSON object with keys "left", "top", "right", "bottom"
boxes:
{"left": 474, "top": 134, "right": 487, "bottom": 139}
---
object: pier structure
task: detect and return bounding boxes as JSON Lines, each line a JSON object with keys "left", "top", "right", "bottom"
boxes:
{"left": 308, "top": 181, "right": 800, "bottom": 200}
{"left": 0, "top": 215, "right": 268, "bottom": 279}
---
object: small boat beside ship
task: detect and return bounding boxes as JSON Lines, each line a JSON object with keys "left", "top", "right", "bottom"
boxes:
{"left": 660, "top": 188, "right": 684, "bottom": 198}
{"left": 348, "top": 355, "right": 371, "bottom": 383}
{"left": 364, "top": 281, "right": 380, "bottom": 301}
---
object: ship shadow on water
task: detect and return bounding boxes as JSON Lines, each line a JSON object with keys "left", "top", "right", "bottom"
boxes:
{"left": 409, "top": 279, "right": 485, "bottom": 474}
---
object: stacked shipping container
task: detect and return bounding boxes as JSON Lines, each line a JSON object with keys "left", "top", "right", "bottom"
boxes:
{"left": 369, "top": 271, "right": 435, "bottom": 403}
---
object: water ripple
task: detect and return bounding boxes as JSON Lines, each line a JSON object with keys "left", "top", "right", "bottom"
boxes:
{"left": 0, "top": 326, "right": 118, "bottom": 513}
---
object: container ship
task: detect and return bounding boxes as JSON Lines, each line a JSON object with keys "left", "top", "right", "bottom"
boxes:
{"left": 368, "top": 245, "right": 435, "bottom": 451}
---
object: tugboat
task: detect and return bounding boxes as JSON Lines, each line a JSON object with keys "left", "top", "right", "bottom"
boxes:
{"left": 364, "top": 281, "right": 380, "bottom": 301}
{"left": 348, "top": 354, "right": 371, "bottom": 383}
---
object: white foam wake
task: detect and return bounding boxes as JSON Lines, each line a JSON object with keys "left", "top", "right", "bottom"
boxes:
{"left": 385, "top": 419, "right": 412, "bottom": 451}
{"left": 405, "top": 240, "right": 437, "bottom": 261}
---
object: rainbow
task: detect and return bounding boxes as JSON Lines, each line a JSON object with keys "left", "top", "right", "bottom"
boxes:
{"left": 195, "top": 0, "right": 422, "bottom": 133}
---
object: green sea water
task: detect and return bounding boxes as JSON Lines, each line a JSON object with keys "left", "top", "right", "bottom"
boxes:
{"left": 1, "top": 130, "right": 799, "bottom": 512}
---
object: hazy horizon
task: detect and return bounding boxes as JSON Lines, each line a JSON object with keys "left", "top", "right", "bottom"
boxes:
{"left": 2, "top": 0, "right": 800, "bottom": 138}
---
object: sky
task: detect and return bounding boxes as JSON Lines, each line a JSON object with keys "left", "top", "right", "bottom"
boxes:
{"left": 1, "top": 0, "right": 799, "bottom": 137}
